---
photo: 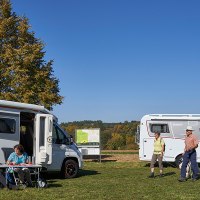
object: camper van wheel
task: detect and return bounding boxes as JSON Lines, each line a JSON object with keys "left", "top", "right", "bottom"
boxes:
{"left": 63, "top": 160, "right": 78, "bottom": 179}
{"left": 175, "top": 155, "right": 183, "bottom": 168}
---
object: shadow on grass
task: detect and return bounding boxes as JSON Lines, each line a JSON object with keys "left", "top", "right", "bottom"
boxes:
{"left": 163, "top": 172, "right": 176, "bottom": 176}
{"left": 154, "top": 172, "right": 176, "bottom": 178}
{"left": 41, "top": 172, "right": 60, "bottom": 180}
{"left": 38, "top": 173, "right": 63, "bottom": 188}
{"left": 47, "top": 183, "right": 63, "bottom": 188}
{"left": 77, "top": 169, "right": 101, "bottom": 177}
{"left": 144, "top": 162, "right": 177, "bottom": 168}
{"left": 42, "top": 169, "right": 100, "bottom": 181}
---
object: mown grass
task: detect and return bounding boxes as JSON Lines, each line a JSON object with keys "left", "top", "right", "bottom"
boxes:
{"left": 0, "top": 161, "right": 199, "bottom": 200}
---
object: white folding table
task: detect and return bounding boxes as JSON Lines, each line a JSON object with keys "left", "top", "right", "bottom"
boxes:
{"left": 0, "top": 164, "right": 42, "bottom": 188}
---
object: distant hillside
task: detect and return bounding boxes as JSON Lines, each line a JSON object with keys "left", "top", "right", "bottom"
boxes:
{"left": 60, "top": 120, "right": 139, "bottom": 150}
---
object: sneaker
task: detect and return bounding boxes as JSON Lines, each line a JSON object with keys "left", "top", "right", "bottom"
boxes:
{"left": 192, "top": 178, "right": 198, "bottom": 181}
{"left": 148, "top": 173, "right": 154, "bottom": 178}
{"left": 159, "top": 173, "right": 164, "bottom": 177}
{"left": 178, "top": 177, "right": 186, "bottom": 182}
{"left": 22, "top": 184, "right": 27, "bottom": 189}
{"left": 19, "top": 182, "right": 27, "bottom": 189}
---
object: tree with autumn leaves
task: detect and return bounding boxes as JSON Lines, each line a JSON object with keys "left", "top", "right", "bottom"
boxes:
{"left": 0, "top": 0, "right": 63, "bottom": 109}
{"left": 0, "top": 0, "right": 138, "bottom": 151}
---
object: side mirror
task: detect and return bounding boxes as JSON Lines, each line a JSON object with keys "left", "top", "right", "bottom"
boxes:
{"left": 69, "top": 137, "right": 73, "bottom": 145}
{"left": 65, "top": 137, "right": 73, "bottom": 145}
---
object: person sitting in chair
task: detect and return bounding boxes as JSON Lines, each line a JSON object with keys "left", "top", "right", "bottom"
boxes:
{"left": 7, "top": 144, "right": 32, "bottom": 187}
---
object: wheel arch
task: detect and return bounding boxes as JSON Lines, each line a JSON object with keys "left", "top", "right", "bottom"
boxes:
{"left": 175, "top": 153, "right": 183, "bottom": 168}
{"left": 60, "top": 157, "right": 79, "bottom": 178}
{"left": 61, "top": 157, "right": 79, "bottom": 169}
{"left": 175, "top": 153, "right": 183, "bottom": 161}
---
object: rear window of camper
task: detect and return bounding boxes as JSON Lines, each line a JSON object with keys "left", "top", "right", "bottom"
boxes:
{"left": 150, "top": 124, "right": 169, "bottom": 133}
{"left": 0, "top": 118, "right": 16, "bottom": 134}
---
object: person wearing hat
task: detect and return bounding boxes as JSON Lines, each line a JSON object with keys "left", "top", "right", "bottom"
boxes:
{"left": 179, "top": 126, "right": 199, "bottom": 182}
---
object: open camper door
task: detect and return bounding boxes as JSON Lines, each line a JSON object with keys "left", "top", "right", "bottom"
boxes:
{"left": 35, "top": 114, "right": 53, "bottom": 165}
{"left": 143, "top": 138, "right": 154, "bottom": 160}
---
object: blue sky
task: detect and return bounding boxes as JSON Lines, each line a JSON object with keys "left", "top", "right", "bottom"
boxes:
{"left": 11, "top": 0, "right": 200, "bottom": 123}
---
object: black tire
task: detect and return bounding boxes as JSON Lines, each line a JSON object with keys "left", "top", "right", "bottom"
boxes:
{"left": 175, "top": 154, "right": 183, "bottom": 168}
{"left": 62, "top": 159, "right": 78, "bottom": 179}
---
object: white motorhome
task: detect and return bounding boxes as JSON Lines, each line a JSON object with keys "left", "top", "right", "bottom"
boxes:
{"left": 0, "top": 100, "right": 83, "bottom": 178}
{"left": 136, "top": 114, "right": 200, "bottom": 166}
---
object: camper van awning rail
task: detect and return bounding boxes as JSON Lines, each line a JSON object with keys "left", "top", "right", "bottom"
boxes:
{"left": 149, "top": 114, "right": 200, "bottom": 117}
{"left": 0, "top": 100, "right": 50, "bottom": 114}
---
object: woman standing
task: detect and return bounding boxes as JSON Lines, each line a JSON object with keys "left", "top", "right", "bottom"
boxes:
{"left": 149, "top": 132, "right": 165, "bottom": 178}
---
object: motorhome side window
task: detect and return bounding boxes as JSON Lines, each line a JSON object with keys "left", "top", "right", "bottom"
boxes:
{"left": 0, "top": 118, "right": 16, "bottom": 134}
{"left": 150, "top": 124, "right": 169, "bottom": 134}
{"left": 53, "top": 125, "right": 69, "bottom": 144}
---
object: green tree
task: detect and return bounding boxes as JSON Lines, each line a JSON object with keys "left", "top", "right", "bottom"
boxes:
{"left": 100, "top": 130, "right": 112, "bottom": 149}
{"left": 0, "top": 0, "right": 63, "bottom": 109}
{"left": 106, "top": 133, "right": 126, "bottom": 150}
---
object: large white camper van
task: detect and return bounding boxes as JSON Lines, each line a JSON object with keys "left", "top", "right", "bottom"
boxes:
{"left": 0, "top": 100, "right": 82, "bottom": 178}
{"left": 136, "top": 114, "right": 200, "bottom": 166}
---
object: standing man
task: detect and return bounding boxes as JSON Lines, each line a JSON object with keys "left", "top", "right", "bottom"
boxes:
{"left": 179, "top": 126, "right": 199, "bottom": 182}
{"left": 149, "top": 132, "right": 165, "bottom": 178}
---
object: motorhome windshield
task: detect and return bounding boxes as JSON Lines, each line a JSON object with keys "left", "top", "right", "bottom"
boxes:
{"left": 53, "top": 124, "right": 69, "bottom": 144}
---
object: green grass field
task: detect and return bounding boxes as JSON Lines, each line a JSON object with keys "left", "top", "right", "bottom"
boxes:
{"left": 0, "top": 161, "right": 199, "bottom": 200}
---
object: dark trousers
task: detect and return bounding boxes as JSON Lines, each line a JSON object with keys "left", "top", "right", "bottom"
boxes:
{"left": 0, "top": 172, "right": 16, "bottom": 189}
{"left": 181, "top": 149, "right": 199, "bottom": 179}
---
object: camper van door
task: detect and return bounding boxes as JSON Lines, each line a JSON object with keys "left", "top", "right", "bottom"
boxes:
{"left": 143, "top": 138, "right": 154, "bottom": 160}
{"left": 35, "top": 114, "right": 53, "bottom": 165}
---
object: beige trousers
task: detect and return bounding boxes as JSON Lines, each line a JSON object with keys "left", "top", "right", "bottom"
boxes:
{"left": 150, "top": 154, "right": 163, "bottom": 170}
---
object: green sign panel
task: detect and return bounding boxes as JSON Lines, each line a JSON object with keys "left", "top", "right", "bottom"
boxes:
{"left": 76, "top": 129, "right": 100, "bottom": 145}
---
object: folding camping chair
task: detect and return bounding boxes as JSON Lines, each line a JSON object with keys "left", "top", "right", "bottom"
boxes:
{"left": 1, "top": 148, "right": 22, "bottom": 187}
{"left": 1, "top": 148, "right": 14, "bottom": 162}
{"left": 2, "top": 148, "right": 31, "bottom": 188}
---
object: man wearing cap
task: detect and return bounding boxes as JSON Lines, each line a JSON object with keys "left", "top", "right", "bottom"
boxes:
{"left": 179, "top": 126, "right": 199, "bottom": 182}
